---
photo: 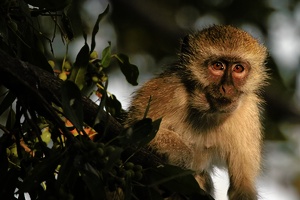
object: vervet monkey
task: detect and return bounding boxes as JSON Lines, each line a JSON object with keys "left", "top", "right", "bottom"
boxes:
{"left": 125, "top": 25, "right": 268, "bottom": 200}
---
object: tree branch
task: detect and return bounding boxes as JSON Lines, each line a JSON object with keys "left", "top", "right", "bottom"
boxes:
{"left": 0, "top": 49, "right": 164, "bottom": 167}
{"left": 0, "top": 49, "right": 118, "bottom": 134}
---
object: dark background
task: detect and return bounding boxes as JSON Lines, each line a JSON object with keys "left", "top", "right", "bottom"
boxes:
{"left": 2, "top": 0, "right": 300, "bottom": 199}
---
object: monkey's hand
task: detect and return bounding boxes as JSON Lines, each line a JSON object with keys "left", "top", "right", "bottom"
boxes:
{"left": 149, "top": 127, "right": 193, "bottom": 169}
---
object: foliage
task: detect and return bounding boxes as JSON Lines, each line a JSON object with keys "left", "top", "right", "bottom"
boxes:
{"left": 0, "top": 1, "right": 212, "bottom": 199}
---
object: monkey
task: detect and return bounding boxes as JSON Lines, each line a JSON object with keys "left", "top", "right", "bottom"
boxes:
{"left": 124, "top": 25, "right": 268, "bottom": 200}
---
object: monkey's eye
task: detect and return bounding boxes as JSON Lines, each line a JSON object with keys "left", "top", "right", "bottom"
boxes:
{"left": 233, "top": 64, "right": 244, "bottom": 73}
{"left": 212, "top": 62, "right": 225, "bottom": 70}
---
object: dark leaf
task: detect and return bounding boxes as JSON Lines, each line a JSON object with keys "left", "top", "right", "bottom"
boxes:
{"left": 69, "top": 42, "right": 89, "bottom": 90}
{"left": 81, "top": 169, "right": 106, "bottom": 200}
{"left": 143, "top": 96, "right": 152, "bottom": 119}
{"left": 115, "top": 53, "right": 139, "bottom": 86}
{"left": 61, "top": 12, "right": 74, "bottom": 41}
{"left": 0, "top": 91, "right": 16, "bottom": 116}
{"left": 146, "top": 165, "right": 213, "bottom": 199}
{"left": 123, "top": 177, "right": 133, "bottom": 200}
{"left": 24, "top": 0, "right": 71, "bottom": 11}
{"left": 0, "top": 17, "right": 8, "bottom": 44}
{"left": 26, "top": 35, "right": 53, "bottom": 73}
{"left": 90, "top": 5, "right": 110, "bottom": 53}
{"left": 120, "top": 118, "right": 161, "bottom": 148}
{"left": 105, "top": 146, "right": 122, "bottom": 170}
{"left": 133, "top": 185, "right": 163, "bottom": 200}
{"left": 5, "top": 107, "right": 15, "bottom": 131}
{"left": 141, "top": 118, "right": 162, "bottom": 147}
{"left": 93, "top": 80, "right": 108, "bottom": 126}
{"left": 101, "top": 42, "right": 111, "bottom": 68}
{"left": 61, "top": 80, "right": 84, "bottom": 131}
{"left": 56, "top": 154, "right": 77, "bottom": 188}
{"left": 0, "top": 168, "right": 21, "bottom": 200}
{"left": 84, "top": 163, "right": 100, "bottom": 178}
{"left": 105, "top": 94, "right": 122, "bottom": 117}
{"left": 0, "top": 135, "right": 10, "bottom": 182}
{"left": 83, "top": 32, "right": 88, "bottom": 43}
{"left": 148, "top": 165, "right": 195, "bottom": 189}
{"left": 18, "top": 150, "right": 62, "bottom": 194}
{"left": 74, "top": 42, "right": 90, "bottom": 68}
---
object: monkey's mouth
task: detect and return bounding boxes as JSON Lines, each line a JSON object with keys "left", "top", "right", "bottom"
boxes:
{"left": 209, "top": 96, "right": 238, "bottom": 113}
{"left": 217, "top": 97, "right": 232, "bottom": 104}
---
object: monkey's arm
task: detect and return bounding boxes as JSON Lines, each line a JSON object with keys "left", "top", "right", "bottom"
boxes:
{"left": 225, "top": 100, "right": 262, "bottom": 200}
{"left": 125, "top": 74, "right": 193, "bottom": 166}
{"left": 227, "top": 143, "right": 261, "bottom": 200}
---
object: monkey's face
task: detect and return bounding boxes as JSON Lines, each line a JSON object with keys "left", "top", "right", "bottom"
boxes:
{"left": 183, "top": 56, "right": 249, "bottom": 114}
{"left": 180, "top": 25, "right": 268, "bottom": 114}
{"left": 203, "top": 56, "right": 249, "bottom": 113}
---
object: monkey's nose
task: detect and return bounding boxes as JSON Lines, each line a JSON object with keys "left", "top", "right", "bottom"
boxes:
{"left": 220, "top": 85, "right": 234, "bottom": 96}
{"left": 221, "top": 85, "right": 226, "bottom": 94}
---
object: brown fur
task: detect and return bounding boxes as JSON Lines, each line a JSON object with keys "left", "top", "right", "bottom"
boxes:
{"left": 125, "top": 25, "right": 268, "bottom": 200}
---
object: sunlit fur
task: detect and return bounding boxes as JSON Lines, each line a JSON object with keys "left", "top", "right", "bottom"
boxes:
{"left": 125, "top": 25, "right": 268, "bottom": 200}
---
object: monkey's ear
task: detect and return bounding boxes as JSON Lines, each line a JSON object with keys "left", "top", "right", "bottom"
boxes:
{"left": 180, "top": 34, "right": 192, "bottom": 54}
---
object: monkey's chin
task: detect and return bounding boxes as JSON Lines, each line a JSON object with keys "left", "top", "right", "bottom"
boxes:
{"left": 218, "top": 104, "right": 238, "bottom": 113}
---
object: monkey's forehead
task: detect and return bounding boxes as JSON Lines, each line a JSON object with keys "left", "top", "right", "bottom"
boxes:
{"left": 179, "top": 25, "right": 268, "bottom": 69}
{"left": 194, "top": 25, "right": 255, "bottom": 41}
{"left": 196, "top": 48, "right": 267, "bottom": 67}
{"left": 192, "top": 25, "right": 266, "bottom": 53}
{"left": 191, "top": 34, "right": 267, "bottom": 63}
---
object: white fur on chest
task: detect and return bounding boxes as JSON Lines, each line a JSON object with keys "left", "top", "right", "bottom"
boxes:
{"left": 162, "top": 93, "right": 260, "bottom": 172}
{"left": 185, "top": 128, "right": 226, "bottom": 172}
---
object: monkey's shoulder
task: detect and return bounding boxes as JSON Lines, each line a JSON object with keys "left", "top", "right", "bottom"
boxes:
{"left": 127, "top": 72, "right": 189, "bottom": 120}
{"left": 135, "top": 72, "right": 185, "bottom": 100}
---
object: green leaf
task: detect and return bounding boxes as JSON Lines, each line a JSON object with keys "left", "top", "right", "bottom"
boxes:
{"left": 24, "top": 0, "right": 71, "bottom": 11}
{"left": 69, "top": 42, "right": 90, "bottom": 90}
{"left": 115, "top": 53, "right": 139, "bottom": 86}
{"left": 101, "top": 42, "right": 111, "bottom": 68}
{"left": 61, "top": 80, "right": 84, "bottom": 131}
{"left": 90, "top": 5, "right": 110, "bottom": 53}
{"left": 0, "top": 91, "right": 16, "bottom": 116}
